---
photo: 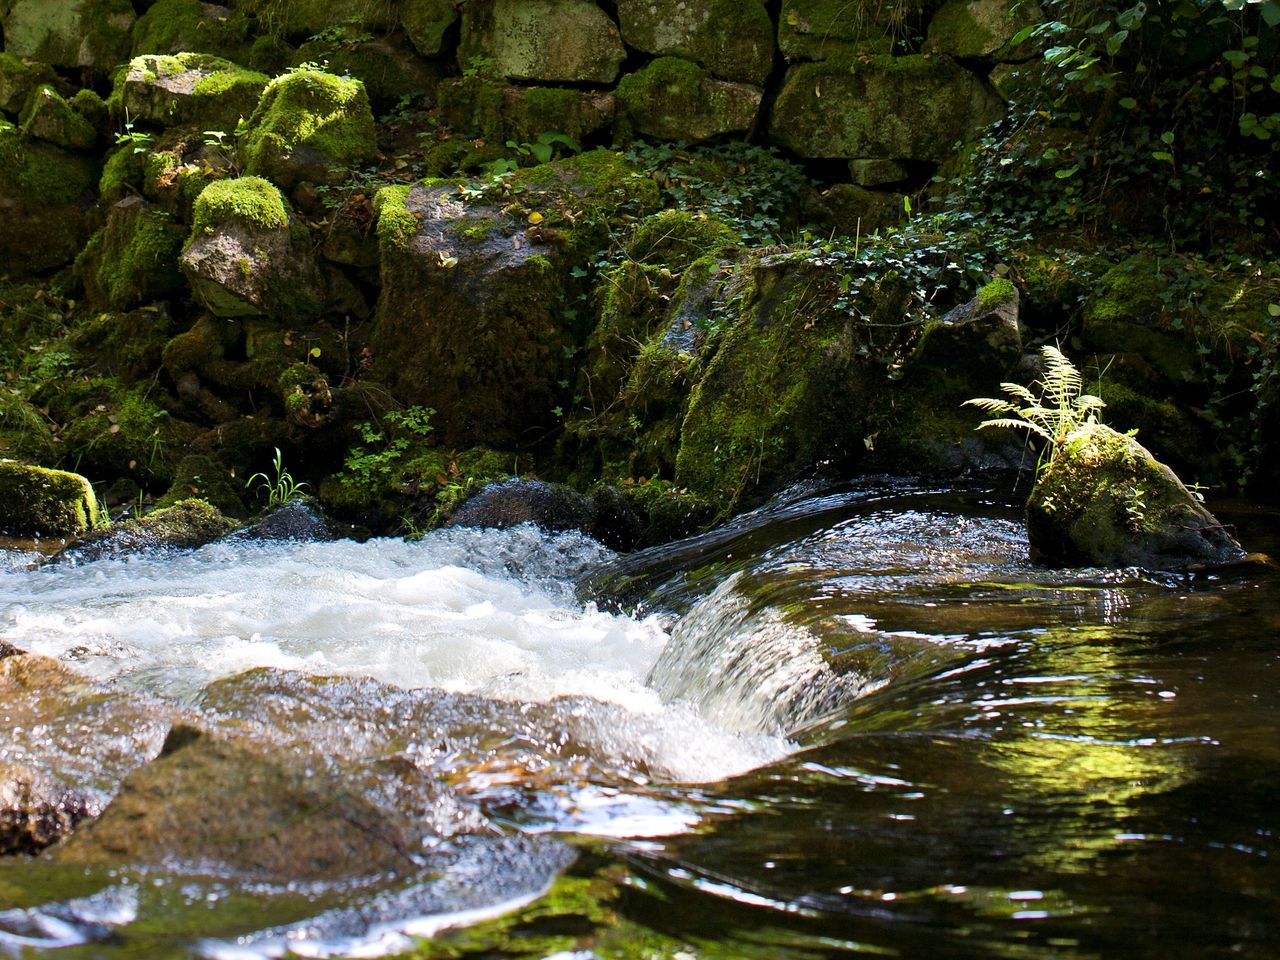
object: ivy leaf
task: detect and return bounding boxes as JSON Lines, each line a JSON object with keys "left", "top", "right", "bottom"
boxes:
{"left": 1055, "top": 165, "right": 1080, "bottom": 178}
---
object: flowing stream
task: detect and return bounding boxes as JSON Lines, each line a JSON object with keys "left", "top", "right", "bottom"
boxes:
{"left": 0, "top": 481, "right": 1277, "bottom": 958}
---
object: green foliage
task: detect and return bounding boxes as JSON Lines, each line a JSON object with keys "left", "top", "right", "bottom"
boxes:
{"left": 247, "top": 446, "right": 307, "bottom": 506}
{"left": 115, "top": 109, "right": 154, "bottom": 155}
{"left": 482, "top": 131, "right": 581, "bottom": 176}
{"left": 965, "top": 345, "right": 1107, "bottom": 474}
{"left": 342, "top": 405, "right": 435, "bottom": 487}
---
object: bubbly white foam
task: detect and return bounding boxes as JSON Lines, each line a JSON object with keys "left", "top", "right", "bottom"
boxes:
{"left": 0, "top": 526, "right": 791, "bottom": 783}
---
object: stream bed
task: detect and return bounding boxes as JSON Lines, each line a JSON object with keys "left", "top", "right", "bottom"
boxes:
{"left": 1, "top": 480, "right": 1277, "bottom": 959}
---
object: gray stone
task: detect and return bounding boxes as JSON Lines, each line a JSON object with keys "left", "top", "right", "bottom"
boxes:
{"left": 616, "top": 57, "right": 762, "bottom": 142}
{"left": 2, "top": 0, "right": 135, "bottom": 70}
{"left": 116, "top": 53, "right": 268, "bottom": 130}
{"left": 928, "top": 0, "right": 1044, "bottom": 59}
{"left": 459, "top": 0, "right": 626, "bottom": 84}
{"left": 616, "top": 0, "right": 774, "bottom": 85}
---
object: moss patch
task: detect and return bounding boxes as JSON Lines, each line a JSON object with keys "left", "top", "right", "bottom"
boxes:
{"left": 190, "top": 176, "right": 289, "bottom": 234}
{"left": 0, "top": 460, "right": 105, "bottom": 538}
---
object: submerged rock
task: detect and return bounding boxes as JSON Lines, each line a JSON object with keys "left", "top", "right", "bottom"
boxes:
{"left": 0, "top": 461, "right": 105, "bottom": 539}
{"left": 1026, "top": 423, "right": 1246, "bottom": 569}
{"left": 235, "top": 496, "right": 338, "bottom": 542}
{"left": 446, "top": 477, "right": 640, "bottom": 549}
{"left": 0, "top": 761, "right": 96, "bottom": 856}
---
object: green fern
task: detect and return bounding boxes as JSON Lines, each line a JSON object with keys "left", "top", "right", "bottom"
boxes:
{"left": 964, "top": 345, "right": 1105, "bottom": 473}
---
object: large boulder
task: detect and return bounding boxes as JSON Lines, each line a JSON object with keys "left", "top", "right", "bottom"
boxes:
{"left": 615, "top": 0, "right": 774, "bottom": 85}
{"left": 0, "top": 461, "right": 105, "bottom": 538}
{"left": 180, "top": 176, "right": 326, "bottom": 318}
{"left": 769, "top": 55, "right": 1004, "bottom": 161}
{"left": 114, "top": 53, "right": 268, "bottom": 130}
{"left": 616, "top": 57, "right": 763, "bottom": 142}
{"left": 2, "top": 0, "right": 135, "bottom": 71}
{"left": 459, "top": 0, "right": 626, "bottom": 84}
{"left": 78, "top": 195, "right": 187, "bottom": 311}
{"left": 130, "top": 0, "right": 253, "bottom": 59}
{"left": 238, "top": 68, "right": 377, "bottom": 189}
{"left": 369, "top": 150, "right": 660, "bottom": 448}
{"left": 0, "top": 121, "right": 97, "bottom": 274}
{"left": 927, "top": 0, "right": 1043, "bottom": 59}
{"left": 436, "top": 78, "right": 616, "bottom": 145}
{"left": 1026, "top": 423, "right": 1246, "bottom": 569}
{"left": 446, "top": 478, "right": 640, "bottom": 549}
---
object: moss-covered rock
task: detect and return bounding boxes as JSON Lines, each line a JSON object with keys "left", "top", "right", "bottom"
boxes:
{"left": 67, "top": 304, "right": 176, "bottom": 383}
{"left": 153, "top": 452, "right": 246, "bottom": 515}
{"left": 18, "top": 85, "right": 97, "bottom": 151}
{"left": 181, "top": 176, "right": 326, "bottom": 318}
{"left": 624, "top": 209, "right": 739, "bottom": 272}
{"left": 436, "top": 77, "right": 617, "bottom": 145}
{"left": 459, "top": 0, "right": 626, "bottom": 84}
{"left": 849, "top": 158, "right": 910, "bottom": 186}
{"left": 401, "top": 0, "right": 459, "bottom": 58}
{"left": 0, "top": 52, "right": 55, "bottom": 116}
{"left": 370, "top": 150, "right": 661, "bottom": 448}
{"left": 2, "top": 0, "right": 135, "bottom": 71}
{"left": 778, "top": 0, "right": 939, "bottom": 61}
{"left": 57, "top": 497, "right": 234, "bottom": 560}
{"left": 615, "top": 0, "right": 774, "bottom": 85}
{"left": 115, "top": 53, "right": 269, "bottom": 130}
{"left": 674, "top": 255, "right": 878, "bottom": 512}
{"left": 803, "top": 182, "right": 906, "bottom": 236}
{"left": 769, "top": 55, "right": 1004, "bottom": 161}
{"left": 1025, "top": 423, "right": 1246, "bottom": 569}
{"left": 615, "top": 57, "right": 763, "bottom": 143}
{"left": 238, "top": 0, "right": 398, "bottom": 39}
{"left": 292, "top": 35, "right": 439, "bottom": 111}
{"left": 78, "top": 196, "right": 186, "bottom": 310}
{"left": 927, "top": 0, "right": 1043, "bottom": 59}
{"left": 130, "top": 0, "right": 252, "bottom": 59}
{"left": 58, "top": 382, "right": 198, "bottom": 488}
{"left": 0, "top": 460, "right": 105, "bottom": 538}
{"left": 0, "top": 391, "right": 55, "bottom": 463}
{"left": 0, "top": 121, "right": 98, "bottom": 274}
{"left": 238, "top": 68, "right": 377, "bottom": 189}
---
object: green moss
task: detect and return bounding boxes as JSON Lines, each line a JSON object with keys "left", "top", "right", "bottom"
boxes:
{"left": 59, "top": 382, "right": 196, "bottom": 486}
{"left": 190, "top": 176, "right": 289, "bottom": 234}
{"left": 100, "top": 145, "right": 145, "bottom": 202}
{"left": 0, "top": 52, "right": 54, "bottom": 115}
{"left": 0, "top": 460, "right": 105, "bottom": 537}
{"left": 115, "top": 53, "right": 268, "bottom": 128}
{"left": 977, "top": 277, "right": 1017, "bottom": 311}
{"left": 97, "top": 497, "right": 235, "bottom": 549}
{"left": 238, "top": 68, "right": 377, "bottom": 187}
{"left": 619, "top": 0, "right": 773, "bottom": 85}
{"left": 130, "top": 0, "right": 253, "bottom": 59}
{"left": 0, "top": 391, "right": 56, "bottom": 463}
{"left": 80, "top": 201, "right": 186, "bottom": 310}
{"left": 616, "top": 56, "right": 763, "bottom": 142}
{"left": 625, "top": 209, "right": 739, "bottom": 272}
{"left": 19, "top": 84, "right": 97, "bottom": 150}
{"left": 68, "top": 308, "right": 175, "bottom": 383}
{"left": 0, "top": 123, "right": 96, "bottom": 273}
{"left": 154, "top": 454, "right": 246, "bottom": 516}
{"left": 373, "top": 184, "right": 416, "bottom": 248}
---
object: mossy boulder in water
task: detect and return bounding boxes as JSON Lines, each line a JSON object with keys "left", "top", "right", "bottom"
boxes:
{"left": 238, "top": 68, "right": 376, "bottom": 189}
{"left": 1026, "top": 423, "right": 1245, "bottom": 570}
{"left": 446, "top": 478, "right": 640, "bottom": 549}
{"left": 78, "top": 196, "right": 187, "bottom": 310}
{"left": 615, "top": 0, "right": 774, "bottom": 85}
{"left": 180, "top": 176, "right": 325, "bottom": 318}
{"left": 0, "top": 122, "right": 97, "bottom": 274}
{"left": 115, "top": 53, "right": 268, "bottom": 130}
{"left": 2, "top": 0, "right": 135, "bottom": 71}
{"left": 459, "top": 0, "right": 626, "bottom": 84}
{"left": 769, "top": 55, "right": 1003, "bottom": 161}
{"left": 0, "top": 461, "right": 105, "bottom": 538}
{"left": 615, "top": 57, "right": 763, "bottom": 143}
{"left": 56, "top": 498, "right": 234, "bottom": 562}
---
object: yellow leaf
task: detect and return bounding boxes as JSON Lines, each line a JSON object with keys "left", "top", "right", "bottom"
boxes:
{"left": 527, "top": 211, "right": 544, "bottom": 224}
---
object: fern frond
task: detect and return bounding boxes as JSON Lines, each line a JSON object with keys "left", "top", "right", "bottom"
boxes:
{"left": 963, "top": 397, "right": 1020, "bottom": 415}
{"left": 1000, "top": 382, "right": 1038, "bottom": 405}
{"left": 976, "top": 418, "right": 1053, "bottom": 441}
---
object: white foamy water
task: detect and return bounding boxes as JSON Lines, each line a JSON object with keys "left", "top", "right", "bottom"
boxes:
{"left": 0, "top": 525, "right": 791, "bottom": 783}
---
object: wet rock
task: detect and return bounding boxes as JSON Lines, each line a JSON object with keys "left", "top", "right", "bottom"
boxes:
{"left": 770, "top": 56, "right": 1004, "bottom": 162}
{"left": 928, "top": 0, "right": 1043, "bottom": 59}
{"left": 2, "top": 0, "right": 135, "bottom": 71}
{"left": 238, "top": 68, "right": 377, "bottom": 189}
{"left": 0, "top": 122, "right": 97, "bottom": 274}
{"left": 180, "top": 176, "right": 326, "bottom": 319}
{"left": 55, "top": 498, "right": 235, "bottom": 562}
{"left": 55, "top": 724, "right": 423, "bottom": 882}
{"left": 19, "top": 85, "right": 97, "bottom": 151}
{"left": 0, "top": 649, "right": 174, "bottom": 845}
{"left": 77, "top": 196, "right": 186, "bottom": 311}
{"left": 0, "top": 461, "right": 105, "bottom": 539}
{"left": 0, "top": 762, "right": 96, "bottom": 855}
{"left": 1026, "top": 423, "right": 1247, "bottom": 570}
{"left": 459, "top": 0, "right": 626, "bottom": 84}
{"left": 446, "top": 478, "right": 640, "bottom": 549}
{"left": 115, "top": 53, "right": 268, "bottom": 130}
{"left": 616, "top": 0, "right": 774, "bottom": 85}
{"left": 616, "top": 57, "right": 763, "bottom": 142}
{"left": 236, "top": 496, "right": 338, "bottom": 542}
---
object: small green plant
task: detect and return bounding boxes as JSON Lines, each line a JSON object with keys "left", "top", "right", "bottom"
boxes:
{"left": 115, "top": 109, "right": 154, "bottom": 154}
{"left": 964, "top": 344, "right": 1107, "bottom": 474}
{"left": 247, "top": 447, "right": 308, "bottom": 506}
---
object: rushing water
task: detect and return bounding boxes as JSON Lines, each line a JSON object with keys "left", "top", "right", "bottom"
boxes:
{"left": 0, "top": 481, "right": 1277, "bottom": 959}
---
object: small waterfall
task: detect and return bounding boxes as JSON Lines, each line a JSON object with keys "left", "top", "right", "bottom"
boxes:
{"left": 647, "top": 572, "right": 878, "bottom": 736}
